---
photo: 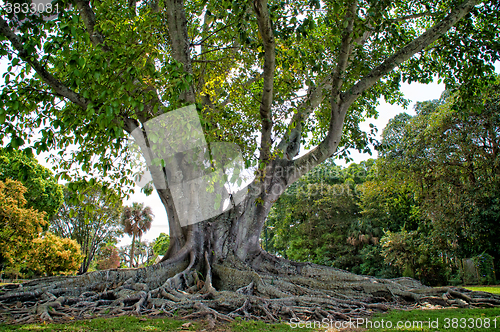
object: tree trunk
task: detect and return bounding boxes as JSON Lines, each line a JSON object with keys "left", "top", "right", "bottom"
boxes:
{"left": 130, "top": 233, "right": 136, "bottom": 268}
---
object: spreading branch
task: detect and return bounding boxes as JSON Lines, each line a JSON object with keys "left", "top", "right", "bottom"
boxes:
{"left": 288, "top": 0, "right": 480, "bottom": 183}
{"left": 276, "top": 76, "right": 333, "bottom": 160}
{"left": 74, "top": 1, "right": 109, "bottom": 50}
{"left": 342, "top": 0, "right": 479, "bottom": 106}
{"left": 254, "top": 0, "right": 276, "bottom": 162}
{"left": 0, "top": 17, "right": 90, "bottom": 109}
{"left": 331, "top": 0, "right": 357, "bottom": 102}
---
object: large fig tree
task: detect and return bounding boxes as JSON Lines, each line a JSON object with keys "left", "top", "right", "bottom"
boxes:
{"left": 1, "top": 0, "right": 499, "bottom": 323}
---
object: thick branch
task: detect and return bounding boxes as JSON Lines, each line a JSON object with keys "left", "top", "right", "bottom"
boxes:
{"left": 331, "top": 0, "right": 357, "bottom": 101}
{"left": 342, "top": 0, "right": 479, "bottom": 106}
{"left": 254, "top": 0, "right": 276, "bottom": 162}
{"left": 74, "top": 1, "right": 109, "bottom": 50}
{"left": 165, "top": 0, "right": 195, "bottom": 103}
{"left": 0, "top": 17, "right": 90, "bottom": 109}
{"left": 276, "top": 76, "right": 333, "bottom": 160}
{"left": 277, "top": 1, "right": 356, "bottom": 162}
{"left": 289, "top": 0, "right": 479, "bottom": 183}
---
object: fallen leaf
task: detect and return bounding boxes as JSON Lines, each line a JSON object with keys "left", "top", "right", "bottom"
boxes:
{"left": 180, "top": 322, "right": 193, "bottom": 329}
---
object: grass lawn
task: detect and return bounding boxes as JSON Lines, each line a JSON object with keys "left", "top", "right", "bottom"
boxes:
{"left": 0, "top": 316, "right": 312, "bottom": 332}
{"left": 2, "top": 309, "right": 500, "bottom": 332}
{"left": 364, "top": 307, "right": 500, "bottom": 332}
{"left": 464, "top": 285, "right": 500, "bottom": 294}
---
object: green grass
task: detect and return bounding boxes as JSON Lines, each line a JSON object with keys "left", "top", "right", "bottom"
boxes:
{"left": 2, "top": 307, "right": 500, "bottom": 332}
{"left": 0, "top": 316, "right": 189, "bottom": 332}
{"left": 464, "top": 285, "right": 500, "bottom": 294}
{"left": 364, "top": 308, "right": 500, "bottom": 331}
{"left": 0, "top": 316, "right": 311, "bottom": 332}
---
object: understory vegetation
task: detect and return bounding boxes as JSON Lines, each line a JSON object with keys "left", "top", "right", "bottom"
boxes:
{"left": 264, "top": 85, "right": 500, "bottom": 287}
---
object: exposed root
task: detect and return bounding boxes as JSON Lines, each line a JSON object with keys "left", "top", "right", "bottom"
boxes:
{"left": 1, "top": 251, "right": 500, "bottom": 325}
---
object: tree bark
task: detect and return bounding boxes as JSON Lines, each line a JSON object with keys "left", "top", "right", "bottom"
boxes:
{"left": 130, "top": 233, "right": 137, "bottom": 268}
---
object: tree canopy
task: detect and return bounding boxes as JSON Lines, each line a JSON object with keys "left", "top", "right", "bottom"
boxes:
{"left": 50, "top": 182, "right": 123, "bottom": 274}
{"left": 0, "top": 179, "right": 47, "bottom": 271}
{"left": 0, "top": 0, "right": 498, "bottom": 195}
{"left": 0, "top": 149, "right": 63, "bottom": 218}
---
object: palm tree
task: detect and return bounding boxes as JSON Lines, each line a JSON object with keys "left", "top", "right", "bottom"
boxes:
{"left": 121, "top": 202, "right": 154, "bottom": 268}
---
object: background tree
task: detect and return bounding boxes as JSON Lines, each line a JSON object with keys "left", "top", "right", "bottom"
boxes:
{"left": 27, "top": 233, "right": 83, "bottom": 277}
{"left": 121, "top": 202, "right": 153, "bottom": 268}
{"left": 0, "top": 149, "right": 63, "bottom": 218}
{"left": 379, "top": 80, "right": 500, "bottom": 270}
{"left": 266, "top": 161, "right": 376, "bottom": 271}
{"left": 0, "top": 179, "right": 47, "bottom": 272}
{"left": 50, "top": 183, "right": 124, "bottom": 274}
{"left": 1, "top": 0, "right": 499, "bottom": 321}
{"left": 0, "top": 179, "right": 81, "bottom": 278}
{"left": 150, "top": 233, "right": 170, "bottom": 263}
{"left": 118, "top": 241, "right": 155, "bottom": 268}
{"left": 95, "top": 244, "right": 121, "bottom": 270}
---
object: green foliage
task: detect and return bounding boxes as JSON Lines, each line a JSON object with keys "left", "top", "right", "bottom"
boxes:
{"left": 1, "top": 0, "right": 497, "bottom": 195}
{"left": 27, "top": 233, "right": 83, "bottom": 276}
{"left": 380, "top": 229, "right": 450, "bottom": 285}
{"left": 380, "top": 79, "right": 500, "bottom": 273}
{"left": 267, "top": 79, "right": 500, "bottom": 286}
{"left": 50, "top": 183, "right": 124, "bottom": 274}
{"left": 152, "top": 233, "right": 170, "bottom": 256}
{"left": 265, "top": 160, "right": 385, "bottom": 273}
{"left": 471, "top": 253, "right": 497, "bottom": 285}
{"left": 0, "top": 179, "right": 80, "bottom": 277}
{"left": 0, "top": 149, "right": 63, "bottom": 218}
{"left": 0, "top": 179, "right": 47, "bottom": 271}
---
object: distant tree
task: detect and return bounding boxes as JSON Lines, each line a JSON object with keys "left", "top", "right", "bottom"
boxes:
{"left": 27, "top": 233, "right": 83, "bottom": 276}
{"left": 0, "top": 149, "right": 63, "bottom": 218}
{"left": 380, "top": 81, "right": 500, "bottom": 268}
{"left": 0, "top": 179, "right": 46, "bottom": 272}
{"left": 50, "top": 183, "right": 123, "bottom": 274}
{"left": 266, "top": 161, "right": 379, "bottom": 272}
{"left": 118, "top": 241, "right": 154, "bottom": 268}
{"left": 95, "top": 245, "right": 121, "bottom": 270}
{"left": 121, "top": 203, "right": 154, "bottom": 268}
{"left": 152, "top": 233, "right": 170, "bottom": 259}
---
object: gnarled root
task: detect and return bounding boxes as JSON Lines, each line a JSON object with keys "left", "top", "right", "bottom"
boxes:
{"left": 1, "top": 250, "right": 500, "bottom": 325}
